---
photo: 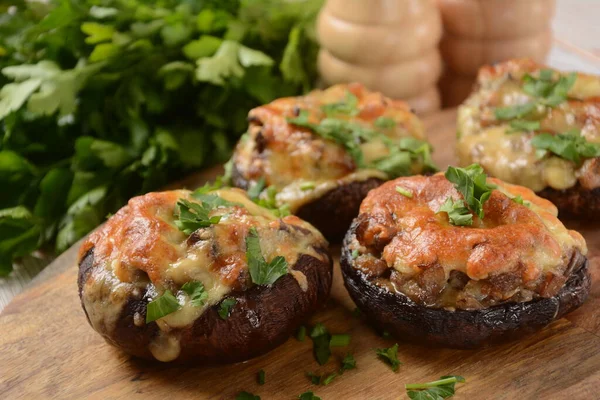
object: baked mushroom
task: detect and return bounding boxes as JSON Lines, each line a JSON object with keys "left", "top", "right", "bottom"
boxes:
{"left": 77, "top": 187, "right": 332, "bottom": 363}
{"left": 229, "top": 83, "right": 436, "bottom": 242}
{"left": 341, "top": 164, "right": 590, "bottom": 348}
{"left": 457, "top": 58, "right": 600, "bottom": 217}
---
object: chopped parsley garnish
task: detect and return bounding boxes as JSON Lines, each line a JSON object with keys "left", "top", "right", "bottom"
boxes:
{"left": 494, "top": 103, "right": 536, "bottom": 120}
{"left": 174, "top": 199, "right": 222, "bottom": 234}
{"left": 217, "top": 297, "right": 237, "bottom": 319}
{"left": 236, "top": 391, "right": 260, "bottom": 400}
{"left": 296, "top": 325, "right": 307, "bottom": 341}
{"left": 531, "top": 129, "right": 600, "bottom": 163}
{"left": 146, "top": 290, "right": 181, "bottom": 323}
{"left": 375, "top": 343, "right": 402, "bottom": 372}
{"left": 298, "top": 392, "right": 321, "bottom": 400}
{"left": 247, "top": 177, "right": 266, "bottom": 200}
{"left": 287, "top": 111, "right": 436, "bottom": 178}
{"left": 340, "top": 353, "right": 357, "bottom": 373}
{"left": 437, "top": 197, "right": 473, "bottom": 227}
{"left": 192, "top": 180, "right": 225, "bottom": 196}
{"left": 310, "top": 323, "right": 332, "bottom": 365}
{"left": 320, "top": 91, "right": 359, "bottom": 117}
{"left": 252, "top": 185, "right": 290, "bottom": 217}
{"left": 306, "top": 353, "right": 356, "bottom": 387}
{"left": 444, "top": 164, "right": 495, "bottom": 221}
{"left": 351, "top": 249, "right": 360, "bottom": 260}
{"left": 181, "top": 281, "right": 208, "bottom": 307}
{"left": 257, "top": 369, "right": 266, "bottom": 385}
{"left": 246, "top": 227, "right": 289, "bottom": 285}
{"left": 406, "top": 375, "right": 466, "bottom": 400}
{"left": 495, "top": 70, "right": 577, "bottom": 121}
{"left": 508, "top": 119, "right": 540, "bottom": 133}
{"left": 395, "top": 186, "right": 413, "bottom": 198}
{"left": 512, "top": 195, "right": 525, "bottom": 205}
{"left": 374, "top": 116, "right": 396, "bottom": 129}
{"left": 330, "top": 334, "right": 351, "bottom": 347}
{"left": 300, "top": 181, "right": 316, "bottom": 191}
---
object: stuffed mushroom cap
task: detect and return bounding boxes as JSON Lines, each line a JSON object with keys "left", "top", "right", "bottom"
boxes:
{"left": 341, "top": 172, "right": 590, "bottom": 348}
{"left": 231, "top": 82, "right": 436, "bottom": 241}
{"left": 78, "top": 187, "right": 332, "bottom": 363}
{"left": 457, "top": 58, "right": 600, "bottom": 217}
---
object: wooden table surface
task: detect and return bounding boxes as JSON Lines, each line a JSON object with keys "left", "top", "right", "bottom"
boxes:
{"left": 1, "top": 4, "right": 599, "bottom": 311}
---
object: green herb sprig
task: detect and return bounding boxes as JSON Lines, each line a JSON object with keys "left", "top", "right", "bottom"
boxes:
{"left": 217, "top": 297, "right": 237, "bottom": 319}
{"left": 245, "top": 227, "right": 289, "bottom": 285}
{"left": 375, "top": 343, "right": 402, "bottom": 372}
{"left": 531, "top": 130, "right": 600, "bottom": 163}
{"left": 444, "top": 164, "right": 495, "bottom": 222}
{"left": 146, "top": 290, "right": 181, "bottom": 323}
{"left": 406, "top": 375, "right": 466, "bottom": 400}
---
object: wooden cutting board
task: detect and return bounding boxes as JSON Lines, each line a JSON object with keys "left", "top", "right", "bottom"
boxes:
{"left": 1, "top": 110, "right": 599, "bottom": 400}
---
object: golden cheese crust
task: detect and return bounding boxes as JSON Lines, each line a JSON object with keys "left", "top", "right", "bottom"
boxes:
{"left": 457, "top": 58, "right": 600, "bottom": 193}
{"left": 347, "top": 174, "right": 588, "bottom": 310}
{"left": 231, "top": 82, "right": 429, "bottom": 213}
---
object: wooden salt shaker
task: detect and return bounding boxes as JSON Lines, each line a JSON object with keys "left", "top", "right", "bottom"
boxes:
{"left": 438, "top": 0, "right": 556, "bottom": 106}
{"left": 317, "top": 0, "right": 443, "bottom": 114}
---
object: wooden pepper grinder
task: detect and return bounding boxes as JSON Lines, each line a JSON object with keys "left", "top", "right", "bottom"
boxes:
{"left": 437, "top": 0, "right": 556, "bottom": 106}
{"left": 317, "top": 0, "right": 443, "bottom": 115}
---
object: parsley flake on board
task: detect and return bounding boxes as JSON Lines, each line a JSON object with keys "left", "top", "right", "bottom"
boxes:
{"left": 245, "top": 227, "right": 289, "bottom": 285}
{"left": 310, "top": 323, "right": 332, "bottom": 365}
{"left": 437, "top": 197, "right": 473, "bottom": 226}
{"left": 298, "top": 392, "right": 321, "bottom": 400}
{"left": 530, "top": 130, "right": 600, "bottom": 163}
{"left": 375, "top": 343, "right": 402, "bottom": 372}
{"left": 236, "top": 391, "right": 260, "bottom": 400}
{"left": 217, "top": 297, "right": 237, "bottom": 319}
{"left": 406, "top": 375, "right": 466, "bottom": 400}
{"left": 257, "top": 369, "right": 266, "bottom": 385}
{"left": 146, "top": 290, "right": 181, "bottom": 323}
{"left": 330, "top": 334, "right": 351, "bottom": 347}
{"left": 306, "top": 353, "right": 357, "bottom": 386}
{"left": 444, "top": 164, "right": 495, "bottom": 221}
{"left": 180, "top": 281, "right": 208, "bottom": 307}
{"left": 296, "top": 325, "right": 307, "bottom": 341}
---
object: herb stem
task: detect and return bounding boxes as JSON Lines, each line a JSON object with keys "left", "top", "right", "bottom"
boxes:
{"left": 405, "top": 377, "right": 458, "bottom": 390}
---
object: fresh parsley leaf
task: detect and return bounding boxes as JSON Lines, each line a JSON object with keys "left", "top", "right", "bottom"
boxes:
{"left": 236, "top": 391, "right": 260, "bottom": 400}
{"left": 330, "top": 334, "right": 351, "bottom": 347}
{"left": 174, "top": 199, "right": 222, "bottom": 235}
{"left": 310, "top": 323, "right": 332, "bottom": 365}
{"left": 246, "top": 227, "right": 289, "bottom": 285}
{"left": 374, "top": 116, "right": 396, "bottom": 129}
{"left": 218, "top": 297, "right": 237, "bottom": 319}
{"left": 375, "top": 343, "right": 402, "bottom": 372}
{"left": 351, "top": 249, "right": 360, "bottom": 260}
{"left": 298, "top": 392, "right": 321, "bottom": 400}
{"left": 508, "top": 120, "right": 540, "bottom": 133}
{"left": 257, "top": 369, "right": 266, "bottom": 385}
{"left": 296, "top": 325, "right": 307, "bottom": 341}
{"left": 395, "top": 186, "right": 413, "bottom": 198}
{"left": 251, "top": 185, "right": 290, "bottom": 217}
{"left": 512, "top": 195, "right": 524, "bottom": 205}
{"left": 306, "top": 372, "right": 322, "bottom": 385}
{"left": 521, "top": 70, "right": 577, "bottom": 108}
{"left": 322, "top": 372, "right": 338, "bottom": 385}
{"left": 494, "top": 103, "right": 536, "bottom": 120}
{"left": 406, "top": 375, "right": 466, "bottom": 400}
{"left": 444, "top": 164, "right": 495, "bottom": 220}
{"left": 531, "top": 130, "right": 600, "bottom": 163}
{"left": 340, "top": 353, "right": 356, "bottom": 373}
{"left": 146, "top": 290, "right": 181, "bottom": 323}
{"left": 300, "top": 181, "right": 315, "bottom": 191}
{"left": 181, "top": 281, "right": 208, "bottom": 307}
{"left": 320, "top": 91, "right": 359, "bottom": 117}
{"left": 247, "top": 177, "right": 266, "bottom": 199}
{"left": 437, "top": 197, "right": 473, "bottom": 226}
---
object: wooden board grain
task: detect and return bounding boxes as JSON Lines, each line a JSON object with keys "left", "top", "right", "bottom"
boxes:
{"left": 1, "top": 110, "right": 600, "bottom": 400}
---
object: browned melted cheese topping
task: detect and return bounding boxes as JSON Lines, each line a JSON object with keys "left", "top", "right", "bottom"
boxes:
{"left": 348, "top": 174, "right": 587, "bottom": 310}
{"left": 233, "top": 83, "right": 427, "bottom": 212}
{"left": 79, "top": 188, "right": 328, "bottom": 361}
{"left": 457, "top": 58, "right": 600, "bottom": 192}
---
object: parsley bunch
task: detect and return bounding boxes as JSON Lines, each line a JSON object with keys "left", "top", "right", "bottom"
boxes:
{"left": 0, "top": 0, "right": 322, "bottom": 276}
